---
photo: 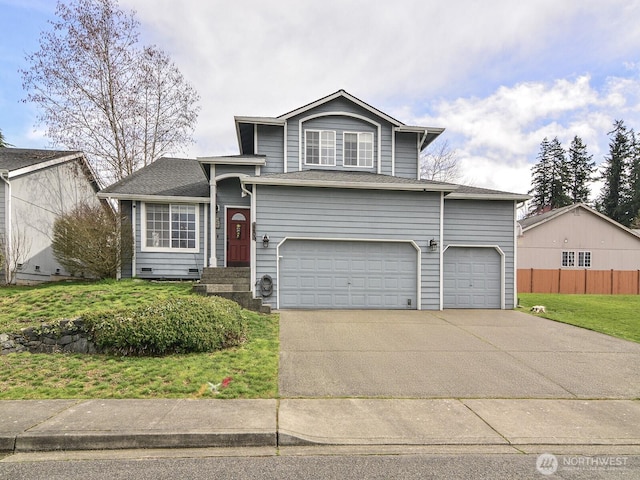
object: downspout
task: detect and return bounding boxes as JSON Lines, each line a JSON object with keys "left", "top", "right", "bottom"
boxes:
{"left": 0, "top": 171, "right": 11, "bottom": 280}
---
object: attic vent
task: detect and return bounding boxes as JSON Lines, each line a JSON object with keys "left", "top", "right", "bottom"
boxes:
{"left": 141, "top": 267, "right": 153, "bottom": 273}
{"left": 188, "top": 268, "right": 199, "bottom": 273}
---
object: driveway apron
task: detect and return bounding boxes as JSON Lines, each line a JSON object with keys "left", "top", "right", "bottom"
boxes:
{"left": 278, "top": 309, "right": 640, "bottom": 398}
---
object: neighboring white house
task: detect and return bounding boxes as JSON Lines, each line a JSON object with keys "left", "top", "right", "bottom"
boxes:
{"left": 0, "top": 148, "right": 102, "bottom": 284}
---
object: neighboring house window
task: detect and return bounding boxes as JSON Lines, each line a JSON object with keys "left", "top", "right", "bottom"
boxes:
{"left": 305, "top": 130, "right": 335, "bottom": 165}
{"left": 344, "top": 132, "right": 374, "bottom": 167}
{"left": 561, "top": 251, "right": 575, "bottom": 267}
{"left": 143, "top": 203, "right": 198, "bottom": 252}
{"left": 578, "top": 251, "right": 591, "bottom": 268}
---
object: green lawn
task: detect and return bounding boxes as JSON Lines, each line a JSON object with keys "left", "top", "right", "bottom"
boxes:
{"left": 518, "top": 293, "right": 640, "bottom": 343}
{"left": 0, "top": 280, "right": 279, "bottom": 399}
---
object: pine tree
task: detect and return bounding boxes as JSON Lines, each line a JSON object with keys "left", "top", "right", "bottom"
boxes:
{"left": 566, "top": 135, "right": 595, "bottom": 204}
{"left": 529, "top": 137, "right": 553, "bottom": 214}
{"left": 598, "top": 120, "right": 632, "bottom": 225}
{"left": 549, "top": 137, "right": 572, "bottom": 208}
{"left": 627, "top": 130, "right": 640, "bottom": 227}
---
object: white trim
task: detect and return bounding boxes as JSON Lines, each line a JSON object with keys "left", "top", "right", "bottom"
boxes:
{"left": 250, "top": 186, "right": 257, "bottom": 295}
{"left": 513, "top": 201, "right": 517, "bottom": 308}
{"left": 131, "top": 202, "right": 137, "bottom": 276}
{"left": 243, "top": 176, "right": 456, "bottom": 192}
{"left": 8, "top": 152, "right": 84, "bottom": 179}
{"left": 0, "top": 173, "right": 11, "bottom": 278}
{"left": 254, "top": 124, "right": 259, "bottom": 155}
{"left": 210, "top": 166, "right": 217, "bottom": 267}
{"left": 439, "top": 192, "right": 444, "bottom": 310}
{"left": 391, "top": 129, "right": 396, "bottom": 176}
{"left": 214, "top": 172, "right": 251, "bottom": 182}
{"left": 303, "top": 129, "right": 336, "bottom": 166}
{"left": 276, "top": 237, "right": 422, "bottom": 310}
{"left": 416, "top": 133, "right": 421, "bottom": 180}
{"left": 283, "top": 121, "right": 288, "bottom": 173}
{"left": 203, "top": 203, "right": 209, "bottom": 271}
{"left": 223, "top": 205, "right": 250, "bottom": 267}
{"left": 442, "top": 244, "right": 506, "bottom": 309}
{"left": 446, "top": 192, "right": 530, "bottom": 201}
{"left": 98, "top": 193, "right": 210, "bottom": 203}
{"left": 140, "top": 202, "right": 201, "bottom": 254}
{"left": 343, "top": 131, "right": 374, "bottom": 168}
{"left": 279, "top": 90, "right": 404, "bottom": 127}
{"left": 197, "top": 156, "right": 266, "bottom": 166}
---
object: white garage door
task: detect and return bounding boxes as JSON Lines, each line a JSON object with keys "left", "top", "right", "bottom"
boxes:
{"left": 443, "top": 247, "right": 502, "bottom": 308}
{"left": 279, "top": 240, "right": 417, "bottom": 309}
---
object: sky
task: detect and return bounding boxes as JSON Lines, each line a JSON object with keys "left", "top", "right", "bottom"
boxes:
{"left": 2, "top": 0, "right": 640, "bottom": 200}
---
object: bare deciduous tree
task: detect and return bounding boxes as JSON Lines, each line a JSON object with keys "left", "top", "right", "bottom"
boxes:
{"left": 1, "top": 227, "right": 33, "bottom": 285}
{"left": 419, "top": 139, "right": 460, "bottom": 183}
{"left": 21, "top": 0, "right": 200, "bottom": 185}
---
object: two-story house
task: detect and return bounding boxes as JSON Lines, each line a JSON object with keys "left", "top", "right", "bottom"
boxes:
{"left": 99, "top": 90, "right": 528, "bottom": 310}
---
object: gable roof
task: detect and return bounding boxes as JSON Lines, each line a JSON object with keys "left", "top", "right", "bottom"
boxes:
{"left": 98, "top": 157, "right": 210, "bottom": 202}
{"left": 0, "top": 148, "right": 101, "bottom": 192}
{"left": 519, "top": 203, "right": 640, "bottom": 239}
{"left": 234, "top": 90, "right": 445, "bottom": 153}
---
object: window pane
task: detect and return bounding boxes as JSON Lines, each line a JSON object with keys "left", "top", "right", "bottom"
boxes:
{"left": 306, "top": 131, "right": 319, "bottom": 164}
{"left": 146, "top": 204, "right": 170, "bottom": 248}
{"left": 344, "top": 133, "right": 357, "bottom": 166}
{"left": 359, "top": 132, "right": 373, "bottom": 167}
{"left": 320, "top": 131, "right": 335, "bottom": 165}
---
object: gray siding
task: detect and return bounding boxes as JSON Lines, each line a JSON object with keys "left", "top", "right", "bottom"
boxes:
{"left": 134, "top": 200, "right": 207, "bottom": 279}
{"left": 257, "top": 124, "right": 284, "bottom": 174}
{"left": 395, "top": 132, "right": 420, "bottom": 179}
{"left": 120, "top": 200, "right": 133, "bottom": 278}
{"left": 285, "top": 97, "right": 394, "bottom": 174}
{"left": 443, "top": 199, "right": 517, "bottom": 308}
{"left": 254, "top": 185, "right": 442, "bottom": 309}
{"left": 0, "top": 179, "right": 5, "bottom": 236}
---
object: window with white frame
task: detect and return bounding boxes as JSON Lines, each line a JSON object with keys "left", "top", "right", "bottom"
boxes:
{"left": 578, "top": 251, "right": 591, "bottom": 267}
{"left": 144, "top": 203, "right": 198, "bottom": 251}
{"left": 561, "top": 251, "right": 575, "bottom": 267}
{"left": 344, "top": 132, "right": 374, "bottom": 167}
{"left": 305, "top": 130, "right": 335, "bottom": 165}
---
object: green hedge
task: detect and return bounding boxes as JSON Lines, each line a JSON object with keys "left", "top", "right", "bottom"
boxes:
{"left": 83, "top": 296, "right": 248, "bottom": 356}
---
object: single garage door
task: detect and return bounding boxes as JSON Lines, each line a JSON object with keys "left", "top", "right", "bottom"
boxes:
{"left": 443, "top": 247, "right": 502, "bottom": 308}
{"left": 279, "top": 240, "right": 417, "bottom": 309}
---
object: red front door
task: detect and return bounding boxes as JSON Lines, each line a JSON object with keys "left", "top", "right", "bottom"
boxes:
{"left": 227, "top": 208, "right": 250, "bottom": 267}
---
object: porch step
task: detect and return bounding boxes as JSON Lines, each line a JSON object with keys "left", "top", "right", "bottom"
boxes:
{"left": 194, "top": 267, "right": 271, "bottom": 314}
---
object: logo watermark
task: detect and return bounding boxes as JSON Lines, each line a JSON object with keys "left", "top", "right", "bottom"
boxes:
{"left": 536, "top": 453, "right": 631, "bottom": 475}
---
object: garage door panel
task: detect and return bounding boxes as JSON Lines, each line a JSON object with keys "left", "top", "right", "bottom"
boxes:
{"left": 280, "top": 240, "right": 417, "bottom": 309}
{"left": 444, "top": 247, "right": 501, "bottom": 309}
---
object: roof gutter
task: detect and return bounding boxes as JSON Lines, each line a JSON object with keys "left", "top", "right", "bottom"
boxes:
{"left": 241, "top": 176, "right": 458, "bottom": 193}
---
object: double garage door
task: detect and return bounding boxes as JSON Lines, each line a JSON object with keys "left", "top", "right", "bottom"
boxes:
{"left": 279, "top": 240, "right": 417, "bottom": 309}
{"left": 443, "top": 247, "right": 502, "bottom": 308}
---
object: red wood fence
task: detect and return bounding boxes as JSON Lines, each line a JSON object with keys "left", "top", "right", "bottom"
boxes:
{"left": 517, "top": 269, "right": 640, "bottom": 294}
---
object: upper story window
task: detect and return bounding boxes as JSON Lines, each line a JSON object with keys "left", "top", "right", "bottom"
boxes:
{"left": 344, "top": 132, "right": 373, "bottom": 167}
{"left": 305, "top": 130, "right": 335, "bottom": 165}
{"left": 143, "top": 203, "right": 198, "bottom": 252}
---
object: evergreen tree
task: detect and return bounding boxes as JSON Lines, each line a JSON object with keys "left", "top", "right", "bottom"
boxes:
{"left": 566, "top": 135, "right": 595, "bottom": 204}
{"left": 0, "top": 129, "right": 9, "bottom": 148}
{"left": 549, "top": 137, "right": 572, "bottom": 208}
{"left": 529, "top": 137, "right": 553, "bottom": 214}
{"left": 597, "top": 120, "right": 632, "bottom": 225}
{"left": 627, "top": 130, "right": 640, "bottom": 227}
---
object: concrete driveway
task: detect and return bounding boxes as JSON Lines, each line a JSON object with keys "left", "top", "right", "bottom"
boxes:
{"left": 279, "top": 309, "right": 640, "bottom": 398}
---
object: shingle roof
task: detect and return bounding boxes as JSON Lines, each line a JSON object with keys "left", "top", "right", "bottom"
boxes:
{"left": 99, "top": 157, "right": 209, "bottom": 199}
{"left": 0, "top": 148, "right": 83, "bottom": 172}
{"left": 244, "top": 169, "right": 459, "bottom": 192}
{"left": 518, "top": 204, "right": 579, "bottom": 229}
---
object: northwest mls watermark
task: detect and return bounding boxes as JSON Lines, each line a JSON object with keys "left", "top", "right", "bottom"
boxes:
{"left": 536, "top": 453, "right": 631, "bottom": 475}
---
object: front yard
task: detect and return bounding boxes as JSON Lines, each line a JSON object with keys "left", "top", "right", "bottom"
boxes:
{"left": 0, "top": 280, "right": 279, "bottom": 399}
{"left": 518, "top": 293, "right": 640, "bottom": 343}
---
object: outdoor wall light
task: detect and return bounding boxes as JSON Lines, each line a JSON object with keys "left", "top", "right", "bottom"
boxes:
{"left": 429, "top": 238, "right": 439, "bottom": 252}
{"left": 262, "top": 234, "right": 270, "bottom": 248}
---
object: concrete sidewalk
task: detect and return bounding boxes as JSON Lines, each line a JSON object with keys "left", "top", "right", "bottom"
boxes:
{"left": 2, "top": 398, "right": 640, "bottom": 453}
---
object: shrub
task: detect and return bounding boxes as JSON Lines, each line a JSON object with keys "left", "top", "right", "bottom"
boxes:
{"left": 83, "top": 295, "right": 248, "bottom": 356}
